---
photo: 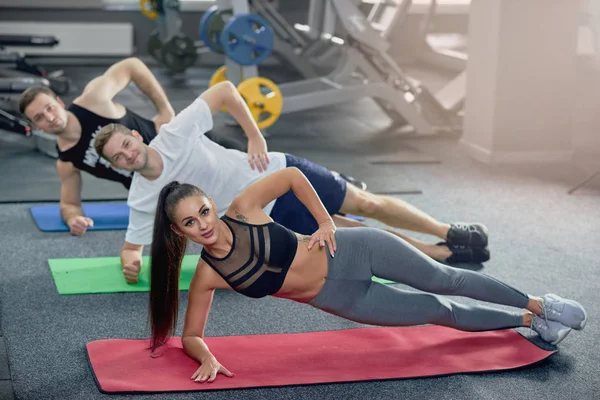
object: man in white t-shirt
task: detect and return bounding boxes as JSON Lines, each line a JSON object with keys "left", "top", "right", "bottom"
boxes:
{"left": 95, "top": 81, "right": 490, "bottom": 283}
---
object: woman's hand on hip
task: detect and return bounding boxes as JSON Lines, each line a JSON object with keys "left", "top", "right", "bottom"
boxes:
{"left": 308, "top": 220, "right": 337, "bottom": 257}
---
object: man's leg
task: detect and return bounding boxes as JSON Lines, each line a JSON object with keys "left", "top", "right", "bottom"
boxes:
{"left": 332, "top": 215, "right": 490, "bottom": 264}
{"left": 270, "top": 154, "right": 488, "bottom": 262}
{"left": 332, "top": 215, "right": 451, "bottom": 262}
{"left": 339, "top": 184, "right": 450, "bottom": 238}
{"left": 338, "top": 184, "right": 488, "bottom": 248}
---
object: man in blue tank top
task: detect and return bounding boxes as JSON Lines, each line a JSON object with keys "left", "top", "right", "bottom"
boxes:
{"left": 18, "top": 57, "right": 246, "bottom": 236}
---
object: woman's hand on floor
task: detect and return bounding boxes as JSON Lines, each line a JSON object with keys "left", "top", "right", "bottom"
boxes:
{"left": 191, "top": 356, "right": 234, "bottom": 383}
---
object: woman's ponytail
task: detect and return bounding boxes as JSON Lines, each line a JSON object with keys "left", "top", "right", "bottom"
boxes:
{"left": 149, "top": 181, "right": 188, "bottom": 351}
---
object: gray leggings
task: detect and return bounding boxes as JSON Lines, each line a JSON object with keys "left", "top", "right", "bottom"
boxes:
{"left": 308, "top": 228, "right": 529, "bottom": 331}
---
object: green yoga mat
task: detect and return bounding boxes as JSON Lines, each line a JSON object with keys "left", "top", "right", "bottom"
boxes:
{"left": 48, "top": 256, "right": 395, "bottom": 295}
{"left": 48, "top": 255, "right": 200, "bottom": 295}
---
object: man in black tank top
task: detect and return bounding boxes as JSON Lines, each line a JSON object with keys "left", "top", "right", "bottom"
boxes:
{"left": 19, "top": 57, "right": 245, "bottom": 236}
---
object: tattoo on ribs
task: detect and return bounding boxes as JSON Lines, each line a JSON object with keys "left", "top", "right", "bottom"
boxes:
{"left": 235, "top": 212, "right": 248, "bottom": 222}
{"left": 296, "top": 234, "right": 311, "bottom": 242}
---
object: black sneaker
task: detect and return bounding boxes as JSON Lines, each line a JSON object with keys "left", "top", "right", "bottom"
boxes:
{"left": 447, "top": 223, "right": 489, "bottom": 248}
{"left": 437, "top": 242, "right": 490, "bottom": 264}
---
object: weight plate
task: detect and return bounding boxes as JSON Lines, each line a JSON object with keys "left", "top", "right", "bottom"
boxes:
{"left": 206, "top": 9, "right": 233, "bottom": 54}
{"left": 139, "top": 0, "right": 158, "bottom": 20}
{"left": 209, "top": 65, "right": 227, "bottom": 87}
{"left": 221, "top": 13, "right": 274, "bottom": 66}
{"left": 237, "top": 76, "right": 282, "bottom": 129}
{"left": 199, "top": 5, "right": 218, "bottom": 47}
{"left": 147, "top": 31, "right": 163, "bottom": 62}
{"left": 160, "top": 35, "right": 198, "bottom": 74}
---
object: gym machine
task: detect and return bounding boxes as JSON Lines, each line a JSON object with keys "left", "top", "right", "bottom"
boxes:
{"left": 0, "top": 34, "right": 67, "bottom": 157}
{"left": 0, "top": 34, "right": 71, "bottom": 96}
{"left": 416, "top": 0, "right": 468, "bottom": 73}
{"left": 290, "top": 0, "right": 346, "bottom": 72}
{"left": 278, "top": 0, "right": 461, "bottom": 135}
{"left": 1, "top": 34, "right": 59, "bottom": 124}
{"left": 250, "top": 0, "right": 324, "bottom": 78}
{"left": 365, "top": 0, "right": 467, "bottom": 114}
{"left": 204, "top": 0, "right": 460, "bottom": 135}
{"left": 140, "top": 0, "right": 317, "bottom": 76}
{"left": 200, "top": 0, "right": 326, "bottom": 79}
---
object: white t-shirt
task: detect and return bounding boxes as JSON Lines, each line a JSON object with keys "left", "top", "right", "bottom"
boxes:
{"left": 125, "top": 97, "right": 286, "bottom": 245}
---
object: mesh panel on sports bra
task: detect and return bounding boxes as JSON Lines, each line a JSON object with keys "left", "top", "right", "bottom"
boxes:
{"left": 203, "top": 217, "right": 291, "bottom": 296}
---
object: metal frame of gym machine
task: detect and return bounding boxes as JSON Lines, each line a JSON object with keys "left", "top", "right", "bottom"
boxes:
{"left": 225, "top": 0, "right": 459, "bottom": 135}
{"left": 291, "top": 0, "right": 343, "bottom": 70}
{"left": 249, "top": 0, "right": 319, "bottom": 78}
{"left": 366, "top": 0, "right": 467, "bottom": 114}
{"left": 156, "top": 0, "right": 183, "bottom": 46}
{"left": 415, "top": 0, "right": 469, "bottom": 72}
{"left": 0, "top": 35, "right": 58, "bottom": 114}
{"left": 0, "top": 34, "right": 66, "bottom": 158}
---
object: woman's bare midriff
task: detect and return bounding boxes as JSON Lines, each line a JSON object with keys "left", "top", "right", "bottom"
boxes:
{"left": 272, "top": 234, "right": 329, "bottom": 303}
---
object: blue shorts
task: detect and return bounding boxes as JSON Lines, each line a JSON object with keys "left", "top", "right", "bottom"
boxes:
{"left": 270, "top": 154, "right": 347, "bottom": 235}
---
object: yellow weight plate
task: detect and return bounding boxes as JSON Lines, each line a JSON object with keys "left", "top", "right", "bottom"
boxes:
{"left": 209, "top": 65, "right": 227, "bottom": 87}
{"left": 140, "top": 0, "right": 158, "bottom": 20}
{"left": 237, "top": 77, "right": 283, "bottom": 130}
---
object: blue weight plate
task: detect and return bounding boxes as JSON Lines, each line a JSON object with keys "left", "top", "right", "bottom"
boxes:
{"left": 220, "top": 13, "right": 274, "bottom": 66}
{"left": 206, "top": 9, "right": 233, "bottom": 53}
{"left": 199, "top": 5, "right": 219, "bottom": 51}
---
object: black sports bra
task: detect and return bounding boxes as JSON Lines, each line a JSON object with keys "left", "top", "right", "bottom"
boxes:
{"left": 201, "top": 215, "right": 298, "bottom": 298}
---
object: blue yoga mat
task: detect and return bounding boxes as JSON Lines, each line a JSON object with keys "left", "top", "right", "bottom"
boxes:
{"left": 30, "top": 203, "right": 130, "bottom": 232}
{"left": 30, "top": 202, "right": 363, "bottom": 232}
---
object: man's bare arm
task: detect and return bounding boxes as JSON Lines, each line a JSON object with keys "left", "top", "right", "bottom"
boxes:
{"left": 57, "top": 160, "right": 94, "bottom": 236}
{"left": 76, "top": 57, "right": 174, "bottom": 117}
{"left": 199, "top": 81, "right": 263, "bottom": 142}
{"left": 199, "top": 81, "right": 270, "bottom": 171}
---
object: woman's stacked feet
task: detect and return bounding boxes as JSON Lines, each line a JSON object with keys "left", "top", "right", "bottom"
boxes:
{"left": 531, "top": 294, "right": 587, "bottom": 345}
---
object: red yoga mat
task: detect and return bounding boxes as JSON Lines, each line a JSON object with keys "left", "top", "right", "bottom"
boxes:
{"left": 86, "top": 326, "right": 555, "bottom": 393}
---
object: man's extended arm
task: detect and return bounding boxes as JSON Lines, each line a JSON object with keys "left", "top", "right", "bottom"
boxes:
{"left": 76, "top": 57, "right": 174, "bottom": 121}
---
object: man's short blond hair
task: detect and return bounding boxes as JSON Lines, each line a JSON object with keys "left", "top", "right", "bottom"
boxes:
{"left": 94, "top": 123, "right": 132, "bottom": 160}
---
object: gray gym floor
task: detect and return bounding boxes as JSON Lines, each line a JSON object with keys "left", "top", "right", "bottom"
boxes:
{"left": 0, "top": 65, "right": 598, "bottom": 399}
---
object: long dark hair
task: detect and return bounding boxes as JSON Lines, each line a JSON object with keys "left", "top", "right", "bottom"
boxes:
{"left": 149, "top": 181, "right": 205, "bottom": 352}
